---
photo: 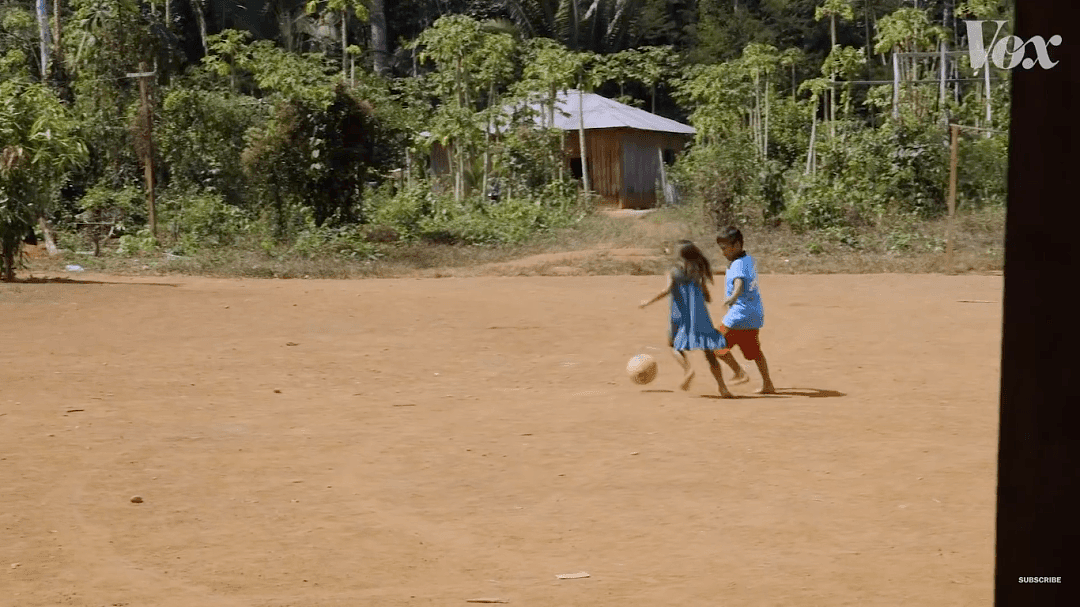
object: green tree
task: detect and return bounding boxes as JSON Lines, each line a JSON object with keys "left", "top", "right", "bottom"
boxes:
{"left": 410, "top": 14, "right": 493, "bottom": 200}
{"left": 821, "top": 44, "right": 865, "bottom": 121}
{"left": 742, "top": 42, "right": 779, "bottom": 159}
{"left": 815, "top": 0, "right": 854, "bottom": 136}
{"left": 1, "top": 74, "right": 88, "bottom": 280}
{"left": 488, "top": 0, "right": 645, "bottom": 53}
{"left": 305, "top": 0, "right": 369, "bottom": 76}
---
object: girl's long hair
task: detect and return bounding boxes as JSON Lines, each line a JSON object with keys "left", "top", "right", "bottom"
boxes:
{"left": 676, "top": 240, "right": 714, "bottom": 302}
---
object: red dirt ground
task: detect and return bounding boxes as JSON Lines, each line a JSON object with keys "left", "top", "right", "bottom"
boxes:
{"left": 1, "top": 271, "right": 1001, "bottom": 606}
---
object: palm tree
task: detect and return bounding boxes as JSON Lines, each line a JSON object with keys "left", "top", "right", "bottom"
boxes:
{"left": 484, "top": 0, "right": 644, "bottom": 53}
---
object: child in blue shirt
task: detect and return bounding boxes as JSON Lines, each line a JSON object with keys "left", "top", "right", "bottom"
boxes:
{"left": 640, "top": 240, "right": 734, "bottom": 397}
{"left": 716, "top": 226, "right": 776, "bottom": 394}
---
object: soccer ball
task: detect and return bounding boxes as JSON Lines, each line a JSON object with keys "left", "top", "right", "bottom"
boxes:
{"left": 626, "top": 354, "right": 658, "bottom": 385}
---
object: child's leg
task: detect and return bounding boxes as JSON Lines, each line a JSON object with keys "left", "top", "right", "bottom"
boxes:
{"left": 670, "top": 349, "right": 694, "bottom": 390}
{"left": 715, "top": 325, "right": 748, "bottom": 382}
{"left": 753, "top": 352, "right": 777, "bottom": 394}
{"left": 704, "top": 350, "right": 735, "bottom": 398}
{"left": 719, "top": 351, "right": 749, "bottom": 383}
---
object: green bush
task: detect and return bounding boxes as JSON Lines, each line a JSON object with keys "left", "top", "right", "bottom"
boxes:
{"left": 783, "top": 120, "right": 951, "bottom": 231}
{"left": 117, "top": 228, "right": 158, "bottom": 256}
{"left": 158, "top": 189, "right": 251, "bottom": 253}
{"left": 288, "top": 224, "right": 382, "bottom": 261}
{"left": 416, "top": 195, "right": 562, "bottom": 245}
{"left": 959, "top": 133, "right": 1008, "bottom": 207}
{"left": 366, "top": 182, "right": 434, "bottom": 240}
{"left": 671, "top": 138, "right": 757, "bottom": 230}
{"left": 367, "top": 179, "right": 583, "bottom": 246}
{"left": 75, "top": 182, "right": 145, "bottom": 254}
{"left": 158, "top": 88, "right": 265, "bottom": 207}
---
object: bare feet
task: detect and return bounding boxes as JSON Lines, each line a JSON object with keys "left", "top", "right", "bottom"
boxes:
{"left": 731, "top": 371, "right": 750, "bottom": 385}
{"left": 755, "top": 384, "right": 777, "bottom": 394}
{"left": 679, "top": 370, "right": 695, "bottom": 391}
{"left": 718, "top": 389, "right": 736, "bottom": 399}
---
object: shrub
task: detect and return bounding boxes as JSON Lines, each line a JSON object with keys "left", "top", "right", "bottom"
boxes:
{"left": 158, "top": 88, "right": 265, "bottom": 208}
{"left": 75, "top": 182, "right": 145, "bottom": 255}
{"left": 366, "top": 182, "right": 434, "bottom": 240}
{"left": 670, "top": 138, "right": 757, "bottom": 231}
{"left": 158, "top": 189, "right": 251, "bottom": 254}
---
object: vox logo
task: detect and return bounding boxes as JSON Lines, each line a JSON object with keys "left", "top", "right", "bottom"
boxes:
{"left": 965, "top": 20, "right": 1063, "bottom": 70}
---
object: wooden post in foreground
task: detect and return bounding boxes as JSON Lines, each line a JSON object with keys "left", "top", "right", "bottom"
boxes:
{"left": 946, "top": 123, "right": 959, "bottom": 271}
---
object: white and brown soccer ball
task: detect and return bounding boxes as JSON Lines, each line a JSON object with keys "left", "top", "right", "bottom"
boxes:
{"left": 626, "top": 354, "right": 658, "bottom": 385}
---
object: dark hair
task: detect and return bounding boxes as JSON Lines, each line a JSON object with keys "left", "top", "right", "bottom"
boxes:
{"left": 716, "top": 226, "right": 744, "bottom": 246}
{"left": 676, "top": 240, "right": 714, "bottom": 301}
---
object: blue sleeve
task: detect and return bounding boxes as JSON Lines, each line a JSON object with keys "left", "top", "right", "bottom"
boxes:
{"left": 731, "top": 258, "right": 752, "bottom": 283}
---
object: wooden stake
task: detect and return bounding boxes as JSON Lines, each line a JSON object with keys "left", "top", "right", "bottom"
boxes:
{"left": 946, "top": 124, "right": 959, "bottom": 271}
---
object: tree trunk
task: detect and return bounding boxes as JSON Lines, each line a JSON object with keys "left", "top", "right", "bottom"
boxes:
{"left": 578, "top": 87, "right": 590, "bottom": 197}
{"left": 483, "top": 83, "right": 494, "bottom": 201}
{"left": 2, "top": 241, "right": 15, "bottom": 282}
{"left": 549, "top": 84, "right": 558, "bottom": 183}
{"left": 829, "top": 15, "right": 836, "bottom": 137}
{"left": 939, "top": 41, "right": 947, "bottom": 117}
{"left": 805, "top": 97, "right": 817, "bottom": 175}
{"left": 892, "top": 51, "right": 899, "bottom": 120}
{"left": 753, "top": 73, "right": 761, "bottom": 155}
{"left": 864, "top": 2, "right": 873, "bottom": 80}
{"left": 764, "top": 75, "right": 770, "bottom": 159}
{"left": 341, "top": 9, "right": 347, "bottom": 75}
{"left": 371, "top": 0, "right": 388, "bottom": 75}
{"left": 52, "top": 0, "right": 61, "bottom": 73}
{"left": 457, "top": 141, "right": 464, "bottom": 202}
{"left": 191, "top": 0, "right": 208, "bottom": 57}
{"left": 36, "top": 0, "right": 49, "bottom": 79}
{"left": 38, "top": 215, "right": 59, "bottom": 256}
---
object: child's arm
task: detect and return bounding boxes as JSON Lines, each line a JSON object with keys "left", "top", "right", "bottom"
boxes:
{"left": 723, "top": 278, "right": 744, "bottom": 307}
{"left": 640, "top": 273, "right": 675, "bottom": 308}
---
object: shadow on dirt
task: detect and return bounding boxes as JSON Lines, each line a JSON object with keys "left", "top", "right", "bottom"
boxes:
{"left": 699, "top": 388, "right": 847, "bottom": 400}
{"left": 4, "top": 276, "right": 179, "bottom": 287}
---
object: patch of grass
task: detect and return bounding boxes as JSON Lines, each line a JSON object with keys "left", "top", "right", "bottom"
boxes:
{"left": 24, "top": 204, "right": 1004, "bottom": 280}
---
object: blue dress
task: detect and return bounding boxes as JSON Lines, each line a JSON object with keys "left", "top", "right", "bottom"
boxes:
{"left": 669, "top": 268, "right": 728, "bottom": 352}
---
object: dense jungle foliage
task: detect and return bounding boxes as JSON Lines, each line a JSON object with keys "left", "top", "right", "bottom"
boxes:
{"left": 1, "top": 1, "right": 1012, "bottom": 280}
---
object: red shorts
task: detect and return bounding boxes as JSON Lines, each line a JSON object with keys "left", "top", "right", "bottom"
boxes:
{"left": 718, "top": 326, "right": 763, "bottom": 360}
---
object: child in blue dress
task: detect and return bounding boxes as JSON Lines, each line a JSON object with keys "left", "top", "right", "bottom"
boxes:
{"left": 639, "top": 240, "right": 735, "bottom": 398}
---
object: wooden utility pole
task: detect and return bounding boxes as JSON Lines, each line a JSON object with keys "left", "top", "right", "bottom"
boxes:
{"left": 128, "top": 62, "right": 157, "bottom": 239}
{"left": 945, "top": 123, "right": 959, "bottom": 271}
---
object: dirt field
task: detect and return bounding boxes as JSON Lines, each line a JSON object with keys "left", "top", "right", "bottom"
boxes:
{"left": 1, "top": 271, "right": 1001, "bottom": 606}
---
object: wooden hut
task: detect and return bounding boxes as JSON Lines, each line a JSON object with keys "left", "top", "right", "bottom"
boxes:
{"left": 429, "top": 90, "right": 696, "bottom": 209}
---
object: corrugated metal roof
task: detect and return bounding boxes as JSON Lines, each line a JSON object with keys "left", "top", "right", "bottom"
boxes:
{"left": 420, "top": 90, "right": 696, "bottom": 140}
{"left": 514, "top": 89, "right": 695, "bottom": 135}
